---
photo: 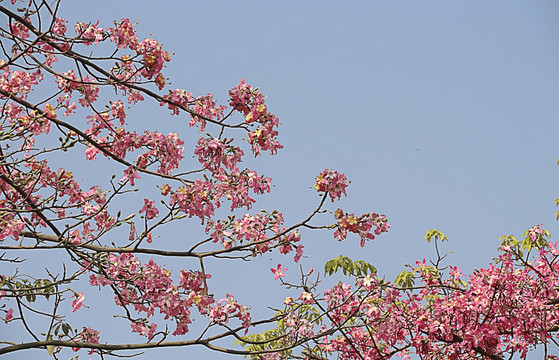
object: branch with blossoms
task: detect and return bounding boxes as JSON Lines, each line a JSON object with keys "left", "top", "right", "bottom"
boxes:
{"left": 240, "top": 227, "right": 559, "bottom": 360}
{"left": 4, "top": 2, "right": 557, "bottom": 360}
{"left": 0, "top": 1, "right": 390, "bottom": 358}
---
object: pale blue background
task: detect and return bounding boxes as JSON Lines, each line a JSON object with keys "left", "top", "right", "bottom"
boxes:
{"left": 3, "top": 1, "right": 559, "bottom": 359}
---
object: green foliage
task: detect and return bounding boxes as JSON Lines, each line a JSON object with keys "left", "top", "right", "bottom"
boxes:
{"left": 295, "top": 304, "right": 322, "bottom": 324}
{"left": 236, "top": 305, "right": 323, "bottom": 359}
{"left": 419, "top": 265, "right": 440, "bottom": 278}
{"left": 424, "top": 229, "right": 448, "bottom": 243}
{"left": 394, "top": 270, "right": 415, "bottom": 289}
{"left": 324, "top": 255, "right": 377, "bottom": 277}
{"left": 235, "top": 312, "right": 292, "bottom": 360}
{"left": 4, "top": 278, "right": 54, "bottom": 303}
{"left": 53, "top": 322, "right": 73, "bottom": 337}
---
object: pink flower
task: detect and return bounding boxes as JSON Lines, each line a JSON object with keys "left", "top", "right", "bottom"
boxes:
{"left": 5, "top": 308, "right": 13, "bottom": 322}
{"left": 528, "top": 224, "right": 543, "bottom": 241}
{"left": 299, "top": 291, "right": 314, "bottom": 304}
{"left": 294, "top": 245, "right": 304, "bottom": 263}
{"left": 160, "top": 184, "right": 171, "bottom": 196}
{"left": 84, "top": 146, "right": 100, "bottom": 160}
{"left": 120, "top": 166, "right": 141, "bottom": 186}
{"left": 271, "top": 263, "right": 287, "bottom": 280}
{"left": 70, "top": 229, "right": 81, "bottom": 245}
{"left": 53, "top": 17, "right": 67, "bottom": 35}
{"left": 131, "top": 321, "right": 157, "bottom": 340}
{"left": 72, "top": 292, "right": 85, "bottom": 312}
{"left": 139, "top": 199, "right": 159, "bottom": 219}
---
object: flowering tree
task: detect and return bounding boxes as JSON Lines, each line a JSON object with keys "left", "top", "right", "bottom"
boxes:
{"left": 246, "top": 226, "right": 559, "bottom": 360}
{"left": 0, "top": 1, "right": 557, "bottom": 359}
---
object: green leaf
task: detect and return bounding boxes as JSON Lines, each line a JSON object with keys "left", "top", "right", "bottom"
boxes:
{"left": 324, "top": 256, "right": 376, "bottom": 278}
{"left": 424, "top": 229, "right": 448, "bottom": 243}
{"left": 46, "top": 335, "right": 54, "bottom": 356}
{"left": 62, "top": 323, "right": 71, "bottom": 336}
{"left": 395, "top": 270, "right": 415, "bottom": 289}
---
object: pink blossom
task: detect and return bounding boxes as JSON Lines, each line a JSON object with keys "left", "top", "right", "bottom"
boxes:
{"left": 131, "top": 321, "right": 157, "bottom": 340}
{"left": 74, "top": 21, "right": 104, "bottom": 45}
{"left": 528, "top": 224, "right": 543, "bottom": 241}
{"left": 5, "top": 308, "right": 13, "bottom": 322}
{"left": 333, "top": 208, "right": 389, "bottom": 246}
{"left": 53, "top": 17, "right": 67, "bottom": 35}
{"left": 69, "top": 229, "right": 81, "bottom": 245}
{"left": 299, "top": 292, "right": 314, "bottom": 304}
{"left": 120, "top": 166, "right": 141, "bottom": 186}
{"left": 294, "top": 245, "right": 304, "bottom": 263}
{"left": 108, "top": 19, "right": 138, "bottom": 50}
{"left": 271, "top": 263, "right": 287, "bottom": 280}
{"left": 72, "top": 292, "right": 85, "bottom": 312}
{"left": 314, "top": 169, "right": 349, "bottom": 201}
{"left": 139, "top": 199, "right": 159, "bottom": 219}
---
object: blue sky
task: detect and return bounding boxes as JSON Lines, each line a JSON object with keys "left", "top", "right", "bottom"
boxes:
{"left": 4, "top": 1, "right": 559, "bottom": 359}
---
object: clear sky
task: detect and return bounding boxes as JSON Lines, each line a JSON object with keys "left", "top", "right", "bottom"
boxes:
{"left": 4, "top": 1, "right": 559, "bottom": 359}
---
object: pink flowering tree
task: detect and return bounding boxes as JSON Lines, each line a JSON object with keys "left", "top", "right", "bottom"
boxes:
{"left": 0, "top": 1, "right": 557, "bottom": 360}
{"left": 0, "top": 1, "right": 388, "bottom": 358}
{"left": 244, "top": 226, "right": 559, "bottom": 360}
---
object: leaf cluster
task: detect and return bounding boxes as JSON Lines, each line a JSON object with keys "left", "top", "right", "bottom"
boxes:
{"left": 324, "top": 255, "right": 377, "bottom": 277}
{"left": 2, "top": 278, "right": 55, "bottom": 303}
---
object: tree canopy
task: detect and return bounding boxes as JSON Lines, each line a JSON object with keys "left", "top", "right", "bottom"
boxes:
{"left": 0, "top": 1, "right": 558, "bottom": 359}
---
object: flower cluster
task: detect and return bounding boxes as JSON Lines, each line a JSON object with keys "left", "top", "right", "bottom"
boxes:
{"left": 314, "top": 169, "right": 349, "bottom": 201}
{"left": 527, "top": 224, "right": 543, "bottom": 241}
{"left": 53, "top": 17, "right": 67, "bottom": 36}
{"left": 161, "top": 88, "right": 194, "bottom": 115}
{"left": 75, "top": 21, "right": 104, "bottom": 45}
{"left": 194, "top": 136, "right": 244, "bottom": 174}
{"left": 139, "top": 199, "right": 159, "bottom": 220}
{"left": 170, "top": 180, "right": 217, "bottom": 222}
{"left": 88, "top": 129, "right": 184, "bottom": 176}
{"left": 108, "top": 18, "right": 139, "bottom": 50}
{"left": 56, "top": 70, "right": 99, "bottom": 107}
{"left": 72, "top": 327, "right": 100, "bottom": 355}
{"left": 231, "top": 212, "right": 281, "bottom": 249}
{"left": 278, "top": 230, "right": 303, "bottom": 262}
{"left": 208, "top": 294, "right": 251, "bottom": 331}
{"left": 190, "top": 93, "right": 227, "bottom": 130}
{"left": 271, "top": 238, "right": 559, "bottom": 360}
{"left": 89, "top": 254, "right": 231, "bottom": 337}
{"left": 168, "top": 169, "right": 272, "bottom": 224}
{"left": 205, "top": 212, "right": 299, "bottom": 258}
{"left": 9, "top": 17, "right": 30, "bottom": 40}
{"left": 0, "top": 69, "right": 39, "bottom": 99}
{"left": 215, "top": 168, "right": 272, "bottom": 210}
{"left": 135, "top": 38, "right": 171, "bottom": 80}
{"left": 179, "top": 270, "right": 210, "bottom": 292}
{"left": 333, "top": 208, "right": 390, "bottom": 246}
{"left": 229, "top": 79, "right": 283, "bottom": 156}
